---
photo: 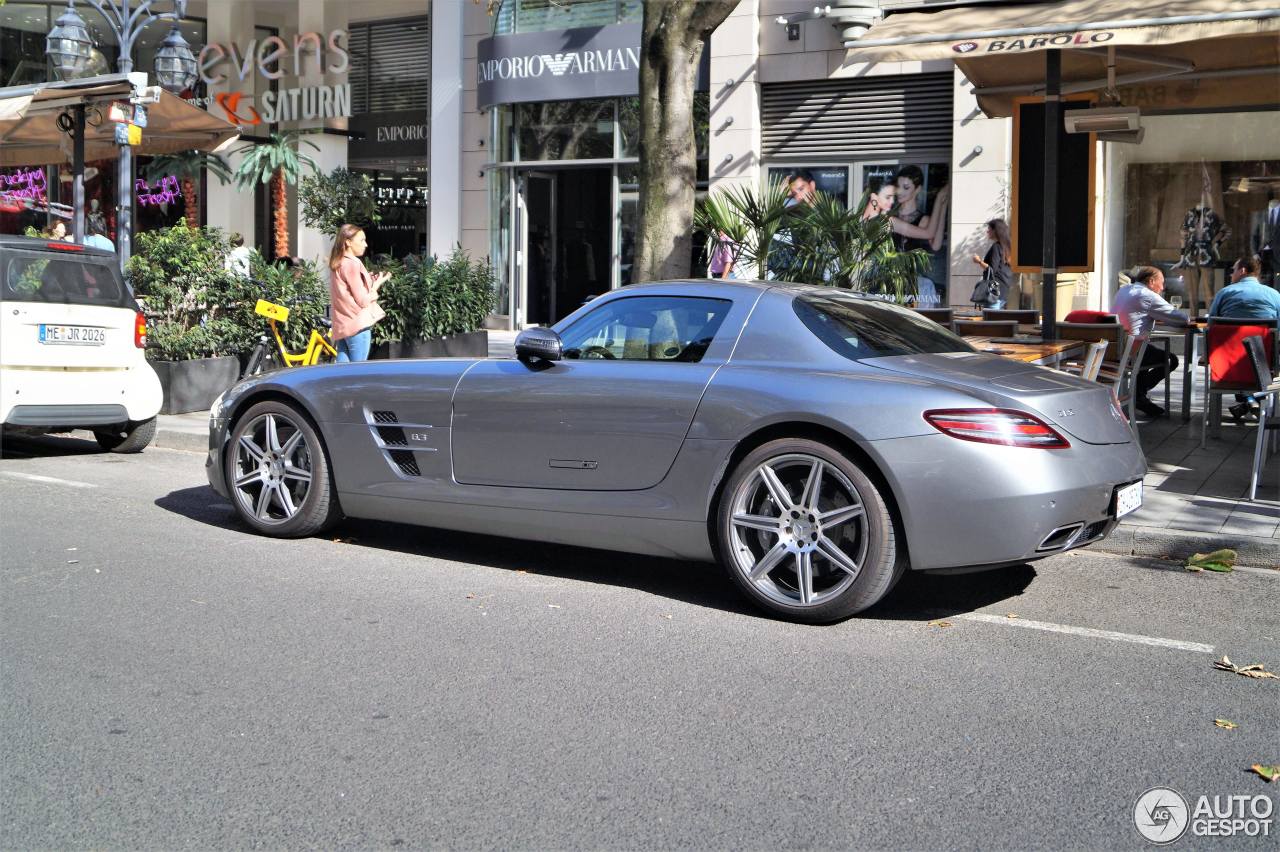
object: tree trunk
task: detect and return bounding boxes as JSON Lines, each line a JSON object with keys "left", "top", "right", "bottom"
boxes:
{"left": 271, "top": 168, "right": 289, "bottom": 258}
{"left": 634, "top": 0, "right": 739, "bottom": 283}
{"left": 181, "top": 177, "right": 198, "bottom": 228}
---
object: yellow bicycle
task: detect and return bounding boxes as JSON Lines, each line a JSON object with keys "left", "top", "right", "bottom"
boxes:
{"left": 241, "top": 299, "right": 337, "bottom": 379}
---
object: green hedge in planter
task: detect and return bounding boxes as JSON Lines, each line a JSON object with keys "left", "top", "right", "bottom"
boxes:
{"left": 127, "top": 226, "right": 238, "bottom": 361}
{"left": 127, "top": 225, "right": 329, "bottom": 361}
{"left": 373, "top": 248, "right": 497, "bottom": 346}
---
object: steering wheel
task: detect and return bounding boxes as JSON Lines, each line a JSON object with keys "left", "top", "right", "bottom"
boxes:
{"left": 581, "top": 345, "right": 616, "bottom": 360}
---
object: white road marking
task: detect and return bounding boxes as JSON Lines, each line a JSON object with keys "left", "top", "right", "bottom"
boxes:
{"left": 956, "top": 612, "right": 1215, "bottom": 654}
{"left": 0, "top": 471, "right": 97, "bottom": 489}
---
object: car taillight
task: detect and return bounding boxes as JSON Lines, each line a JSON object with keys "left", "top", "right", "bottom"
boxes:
{"left": 134, "top": 311, "right": 147, "bottom": 349}
{"left": 923, "top": 408, "right": 1071, "bottom": 449}
{"left": 47, "top": 241, "right": 84, "bottom": 251}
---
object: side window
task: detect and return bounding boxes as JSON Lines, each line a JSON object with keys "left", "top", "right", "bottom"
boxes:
{"left": 560, "top": 296, "right": 733, "bottom": 363}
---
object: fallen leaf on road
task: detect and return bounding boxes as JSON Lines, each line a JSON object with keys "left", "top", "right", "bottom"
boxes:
{"left": 465, "top": 593, "right": 476, "bottom": 599}
{"left": 927, "top": 620, "right": 953, "bottom": 628}
{"left": 1213, "top": 656, "right": 1279, "bottom": 679}
{"left": 1006, "top": 613, "right": 1018, "bottom": 619}
{"left": 661, "top": 614, "right": 673, "bottom": 620}
{"left": 1187, "top": 548, "right": 1236, "bottom": 573}
{"left": 547, "top": 604, "right": 561, "bottom": 609}
{"left": 1214, "top": 719, "right": 1239, "bottom": 730}
{"left": 1250, "top": 764, "right": 1279, "bottom": 783}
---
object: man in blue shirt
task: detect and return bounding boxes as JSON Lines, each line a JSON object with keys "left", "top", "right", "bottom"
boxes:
{"left": 1209, "top": 255, "right": 1280, "bottom": 421}
{"left": 1210, "top": 255, "right": 1280, "bottom": 319}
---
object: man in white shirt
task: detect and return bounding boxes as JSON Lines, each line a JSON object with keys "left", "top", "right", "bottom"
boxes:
{"left": 225, "top": 233, "right": 253, "bottom": 278}
{"left": 1112, "top": 265, "right": 1192, "bottom": 417}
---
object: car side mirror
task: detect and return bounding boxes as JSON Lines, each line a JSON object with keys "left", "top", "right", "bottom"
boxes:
{"left": 515, "top": 327, "right": 563, "bottom": 363}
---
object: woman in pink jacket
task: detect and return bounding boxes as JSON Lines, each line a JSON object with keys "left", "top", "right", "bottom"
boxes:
{"left": 328, "top": 223, "right": 389, "bottom": 362}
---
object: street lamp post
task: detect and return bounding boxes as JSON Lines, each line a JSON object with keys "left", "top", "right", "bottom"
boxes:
{"left": 46, "top": 0, "right": 198, "bottom": 270}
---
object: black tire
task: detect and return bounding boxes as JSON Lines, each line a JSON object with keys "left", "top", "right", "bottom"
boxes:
{"left": 94, "top": 416, "right": 156, "bottom": 453}
{"left": 716, "top": 437, "right": 903, "bottom": 623}
{"left": 241, "top": 342, "right": 269, "bottom": 379}
{"left": 224, "top": 400, "right": 339, "bottom": 537}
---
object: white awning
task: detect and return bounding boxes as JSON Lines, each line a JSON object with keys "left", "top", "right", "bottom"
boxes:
{"left": 0, "top": 74, "right": 239, "bottom": 167}
{"left": 844, "top": 1, "right": 1280, "bottom": 116}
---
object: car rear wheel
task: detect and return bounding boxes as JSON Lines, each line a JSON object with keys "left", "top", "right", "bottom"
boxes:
{"left": 94, "top": 416, "right": 156, "bottom": 453}
{"left": 225, "top": 400, "right": 338, "bottom": 537}
{"left": 717, "top": 438, "right": 902, "bottom": 623}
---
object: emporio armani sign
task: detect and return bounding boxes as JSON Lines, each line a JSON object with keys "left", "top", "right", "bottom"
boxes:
{"left": 477, "top": 23, "right": 649, "bottom": 108}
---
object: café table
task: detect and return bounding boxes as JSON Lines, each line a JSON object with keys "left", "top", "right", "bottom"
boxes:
{"left": 963, "top": 336, "right": 1085, "bottom": 369}
{"left": 1150, "top": 319, "right": 1205, "bottom": 421}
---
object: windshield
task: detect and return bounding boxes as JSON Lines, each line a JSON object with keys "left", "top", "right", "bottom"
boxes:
{"left": 793, "top": 292, "right": 973, "bottom": 360}
{"left": 2, "top": 252, "right": 131, "bottom": 309}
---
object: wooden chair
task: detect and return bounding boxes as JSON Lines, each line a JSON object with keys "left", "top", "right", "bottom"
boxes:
{"left": 1056, "top": 322, "right": 1126, "bottom": 365}
{"left": 1201, "top": 317, "right": 1278, "bottom": 447}
{"left": 1112, "top": 336, "right": 1150, "bottom": 426}
{"left": 1065, "top": 341, "right": 1109, "bottom": 382}
{"left": 1242, "top": 335, "right": 1280, "bottom": 501}
{"left": 914, "top": 308, "right": 953, "bottom": 326}
{"left": 982, "top": 309, "right": 1039, "bottom": 326}
{"left": 953, "top": 319, "right": 1018, "bottom": 338}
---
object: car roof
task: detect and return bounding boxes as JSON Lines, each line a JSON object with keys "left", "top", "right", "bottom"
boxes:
{"left": 612, "top": 279, "right": 888, "bottom": 301}
{"left": 0, "top": 234, "right": 116, "bottom": 257}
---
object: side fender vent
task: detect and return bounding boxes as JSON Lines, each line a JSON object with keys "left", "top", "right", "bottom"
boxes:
{"left": 372, "top": 410, "right": 399, "bottom": 424}
{"left": 376, "top": 426, "right": 407, "bottom": 446}
{"left": 387, "top": 449, "right": 420, "bottom": 477}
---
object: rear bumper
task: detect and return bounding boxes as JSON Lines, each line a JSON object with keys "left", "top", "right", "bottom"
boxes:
{"left": 1, "top": 364, "right": 161, "bottom": 426}
{"left": 868, "top": 433, "right": 1147, "bottom": 571}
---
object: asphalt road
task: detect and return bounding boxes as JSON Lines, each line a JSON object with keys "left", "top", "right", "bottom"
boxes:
{"left": 1, "top": 434, "right": 1277, "bottom": 850}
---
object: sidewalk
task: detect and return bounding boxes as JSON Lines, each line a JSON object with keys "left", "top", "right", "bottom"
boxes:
{"left": 150, "top": 340, "right": 1278, "bottom": 569}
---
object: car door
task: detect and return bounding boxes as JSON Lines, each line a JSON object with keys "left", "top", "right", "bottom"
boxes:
{"left": 451, "top": 294, "right": 738, "bottom": 490}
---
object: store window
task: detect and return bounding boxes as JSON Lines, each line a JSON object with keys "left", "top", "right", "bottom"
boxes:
{"left": 515, "top": 99, "right": 614, "bottom": 161}
{"left": 1, "top": 3, "right": 52, "bottom": 86}
{"left": 1124, "top": 159, "right": 1280, "bottom": 307}
{"left": 348, "top": 16, "right": 431, "bottom": 258}
{"left": 493, "top": 0, "right": 640, "bottom": 36}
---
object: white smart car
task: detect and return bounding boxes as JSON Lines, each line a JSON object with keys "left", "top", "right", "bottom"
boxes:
{"left": 0, "top": 235, "right": 161, "bottom": 452}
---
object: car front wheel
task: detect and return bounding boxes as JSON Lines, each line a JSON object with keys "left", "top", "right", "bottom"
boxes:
{"left": 717, "top": 438, "right": 903, "bottom": 623}
{"left": 225, "top": 400, "right": 338, "bottom": 537}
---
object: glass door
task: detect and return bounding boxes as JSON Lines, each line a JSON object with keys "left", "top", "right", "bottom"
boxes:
{"left": 516, "top": 171, "right": 557, "bottom": 327}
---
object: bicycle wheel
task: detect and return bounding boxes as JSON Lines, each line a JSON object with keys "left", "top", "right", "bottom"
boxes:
{"left": 241, "top": 343, "right": 269, "bottom": 379}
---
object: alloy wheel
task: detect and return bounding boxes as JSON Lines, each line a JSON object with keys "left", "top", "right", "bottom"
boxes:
{"left": 726, "top": 453, "right": 869, "bottom": 608}
{"left": 230, "top": 412, "right": 314, "bottom": 525}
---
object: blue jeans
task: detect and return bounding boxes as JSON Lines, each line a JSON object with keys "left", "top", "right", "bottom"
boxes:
{"left": 336, "top": 327, "right": 371, "bottom": 362}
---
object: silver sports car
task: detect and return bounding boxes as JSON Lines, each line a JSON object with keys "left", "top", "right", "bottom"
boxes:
{"left": 206, "top": 281, "right": 1146, "bottom": 622}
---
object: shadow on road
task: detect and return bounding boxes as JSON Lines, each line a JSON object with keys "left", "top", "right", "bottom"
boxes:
{"left": 155, "top": 483, "right": 1039, "bottom": 623}
{"left": 0, "top": 432, "right": 105, "bottom": 460}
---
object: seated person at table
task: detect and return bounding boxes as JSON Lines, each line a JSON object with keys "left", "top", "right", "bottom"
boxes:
{"left": 1208, "top": 255, "right": 1280, "bottom": 421}
{"left": 1113, "top": 266, "right": 1191, "bottom": 418}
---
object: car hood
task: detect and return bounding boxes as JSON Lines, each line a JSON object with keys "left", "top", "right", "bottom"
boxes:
{"left": 865, "top": 352, "right": 1133, "bottom": 445}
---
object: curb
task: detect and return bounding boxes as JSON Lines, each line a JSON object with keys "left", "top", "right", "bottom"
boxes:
{"left": 153, "top": 428, "right": 208, "bottom": 454}
{"left": 1091, "top": 524, "right": 1280, "bottom": 570}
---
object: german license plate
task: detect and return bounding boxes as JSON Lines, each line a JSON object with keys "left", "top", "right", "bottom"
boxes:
{"left": 1114, "top": 481, "right": 1143, "bottom": 518}
{"left": 39, "top": 324, "right": 105, "bottom": 346}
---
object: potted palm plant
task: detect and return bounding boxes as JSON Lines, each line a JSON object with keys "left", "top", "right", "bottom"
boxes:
{"left": 233, "top": 131, "right": 319, "bottom": 258}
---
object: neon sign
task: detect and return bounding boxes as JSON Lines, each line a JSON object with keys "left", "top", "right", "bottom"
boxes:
{"left": 0, "top": 168, "right": 47, "bottom": 203}
{"left": 135, "top": 175, "right": 182, "bottom": 206}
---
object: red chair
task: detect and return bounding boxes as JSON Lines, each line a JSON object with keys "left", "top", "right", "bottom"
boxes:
{"left": 1201, "top": 318, "right": 1278, "bottom": 447}
{"left": 1064, "top": 310, "right": 1117, "bottom": 324}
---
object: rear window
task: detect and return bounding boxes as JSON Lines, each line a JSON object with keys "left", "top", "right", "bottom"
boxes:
{"left": 794, "top": 292, "right": 974, "bottom": 360}
{"left": 1, "top": 252, "right": 131, "bottom": 309}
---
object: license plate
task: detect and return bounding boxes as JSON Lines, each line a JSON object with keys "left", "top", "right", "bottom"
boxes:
{"left": 39, "top": 325, "right": 105, "bottom": 346}
{"left": 1114, "top": 481, "right": 1143, "bottom": 518}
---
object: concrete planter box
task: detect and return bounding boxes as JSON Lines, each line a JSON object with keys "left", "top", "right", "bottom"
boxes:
{"left": 376, "top": 330, "right": 489, "bottom": 360}
{"left": 150, "top": 355, "right": 241, "bottom": 415}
